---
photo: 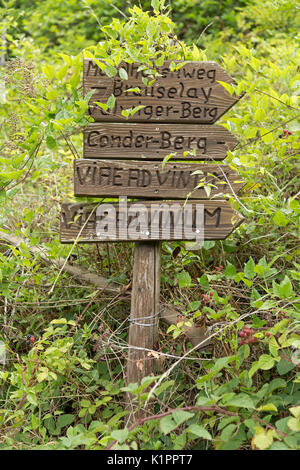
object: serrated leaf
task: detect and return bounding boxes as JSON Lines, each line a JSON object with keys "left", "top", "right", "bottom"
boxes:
{"left": 176, "top": 270, "right": 192, "bottom": 287}
{"left": 289, "top": 406, "right": 300, "bottom": 419}
{"left": 172, "top": 410, "right": 194, "bottom": 426}
{"left": 253, "top": 431, "right": 273, "bottom": 450}
{"left": 276, "top": 358, "right": 295, "bottom": 375}
{"left": 110, "top": 428, "right": 129, "bottom": 443}
{"left": 224, "top": 263, "right": 236, "bottom": 278}
{"left": 160, "top": 415, "right": 177, "bottom": 435}
{"left": 244, "top": 257, "right": 256, "bottom": 279}
{"left": 257, "top": 354, "right": 275, "bottom": 370}
{"left": 57, "top": 414, "right": 75, "bottom": 429}
{"left": 225, "top": 393, "right": 255, "bottom": 409}
{"left": 187, "top": 424, "right": 212, "bottom": 440}
{"left": 287, "top": 417, "right": 300, "bottom": 432}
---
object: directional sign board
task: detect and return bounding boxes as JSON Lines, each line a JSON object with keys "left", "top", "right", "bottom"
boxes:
{"left": 60, "top": 200, "right": 243, "bottom": 243}
{"left": 83, "top": 123, "right": 238, "bottom": 161}
{"left": 84, "top": 60, "right": 239, "bottom": 123}
{"left": 60, "top": 59, "right": 243, "bottom": 246}
{"left": 74, "top": 160, "right": 245, "bottom": 199}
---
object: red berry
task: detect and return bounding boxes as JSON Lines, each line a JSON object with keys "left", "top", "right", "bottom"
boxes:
{"left": 30, "top": 336, "right": 35, "bottom": 343}
{"left": 209, "top": 292, "right": 213, "bottom": 297}
{"left": 240, "top": 339, "right": 245, "bottom": 345}
{"left": 266, "top": 332, "right": 271, "bottom": 337}
{"left": 248, "top": 337, "right": 255, "bottom": 344}
{"left": 220, "top": 265, "right": 223, "bottom": 270}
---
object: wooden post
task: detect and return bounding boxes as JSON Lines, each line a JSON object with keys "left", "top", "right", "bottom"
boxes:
{"left": 126, "top": 241, "right": 161, "bottom": 418}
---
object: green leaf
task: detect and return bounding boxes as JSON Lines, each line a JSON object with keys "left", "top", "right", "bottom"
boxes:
{"left": 27, "top": 391, "right": 38, "bottom": 407}
{"left": 253, "top": 431, "right": 273, "bottom": 450}
{"left": 290, "top": 406, "right": 300, "bottom": 419}
{"left": 105, "top": 64, "right": 117, "bottom": 78}
{"left": 151, "top": 0, "right": 160, "bottom": 13}
{"left": 57, "top": 414, "right": 75, "bottom": 429}
{"left": 176, "top": 270, "right": 192, "bottom": 288}
{"left": 160, "top": 415, "right": 178, "bottom": 435}
{"left": 269, "top": 442, "right": 290, "bottom": 450}
{"left": 257, "top": 403, "right": 278, "bottom": 412}
{"left": 37, "top": 367, "right": 49, "bottom": 382}
{"left": 218, "top": 81, "right": 235, "bottom": 96}
{"left": 279, "top": 276, "right": 293, "bottom": 298}
{"left": 119, "top": 68, "right": 128, "bottom": 80}
{"left": 46, "top": 135, "right": 57, "bottom": 150}
{"left": 244, "top": 257, "right": 256, "bottom": 279}
{"left": 224, "top": 263, "right": 236, "bottom": 278}
{"left": 107, "top": 94, "right": 116, "bottom": 109}
{"left": 287, "top": 417, "right": 300, "bottom": 432}
{"left": 110, "top": 428, "right": 129, "bottom": 444}
{"left": 172, "top": 410, "right": 194, "bottom": 426}
{"left": 94, "top": 101, "right": 108, "bottom": 111}
{"left": 257, "top": 354, "right": 275, "bottom": 370}
{"left": 225, "top": 393, "right": 255, "bottom": 409}
{"left": 273, "top": 212, "right": 289, "bottom": 227}
{"left": 220, "top": 423, "right": 237, "bottom": 442}
{"left": 276, "top": 358, "right": 295, "bottom": 375}
{"left": 187, "top": 424, "right": 212, "bottom": 440}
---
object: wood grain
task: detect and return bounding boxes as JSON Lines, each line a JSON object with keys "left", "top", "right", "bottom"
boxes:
{"left": 60, "top": 200, "right": 244, "bottom": 242}
{"left": 126, "top": 241, "right": 161, "bottom": 417}
{"left": 74, "top": 160, "right": 245, "bottom": 199}
{"left": 83, "top": 123, "right": 238, "bottom": 160}
{"left": 83, "top": 60, "right": 239, "bottom": 123}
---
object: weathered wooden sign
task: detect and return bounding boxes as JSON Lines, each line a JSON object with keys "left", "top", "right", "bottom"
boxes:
{"left": 60, "top": 57, "right": 244, "bottom": 407}
{"left": 83, "top": 123, "right": 238, "bottom": 160}
{"left": 74, "top": 160, "right": 245, "bottom": 199}
{"left": 60, "top": 200, "right": 243, "bottom": 243}
{"left": 84, "top": 60, "right": 239, "bottom": 123}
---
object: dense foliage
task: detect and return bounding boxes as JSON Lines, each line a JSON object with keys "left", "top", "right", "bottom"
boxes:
{"left": 0, "top": 0, "right": 299, "bottom": 451}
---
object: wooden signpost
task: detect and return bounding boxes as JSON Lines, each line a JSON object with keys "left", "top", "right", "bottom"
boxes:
{"left": 74, "top": 160, "right": 244, "bottom": 199}
{"left": 83, "top": 60, "right": 239, "bottom": 123}
{"left": 60, "top": 58, "right": 244, "bottom": 415}
{"left": 83, "top": 123, "right": 238, "bottom": 160}
{"left": 60, "top": 200, "right": 243, "bottom": 242}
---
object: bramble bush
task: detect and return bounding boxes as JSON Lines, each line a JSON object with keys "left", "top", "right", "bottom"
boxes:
{"left": 0, "top": 0, "right": 299, "bottom": 450}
